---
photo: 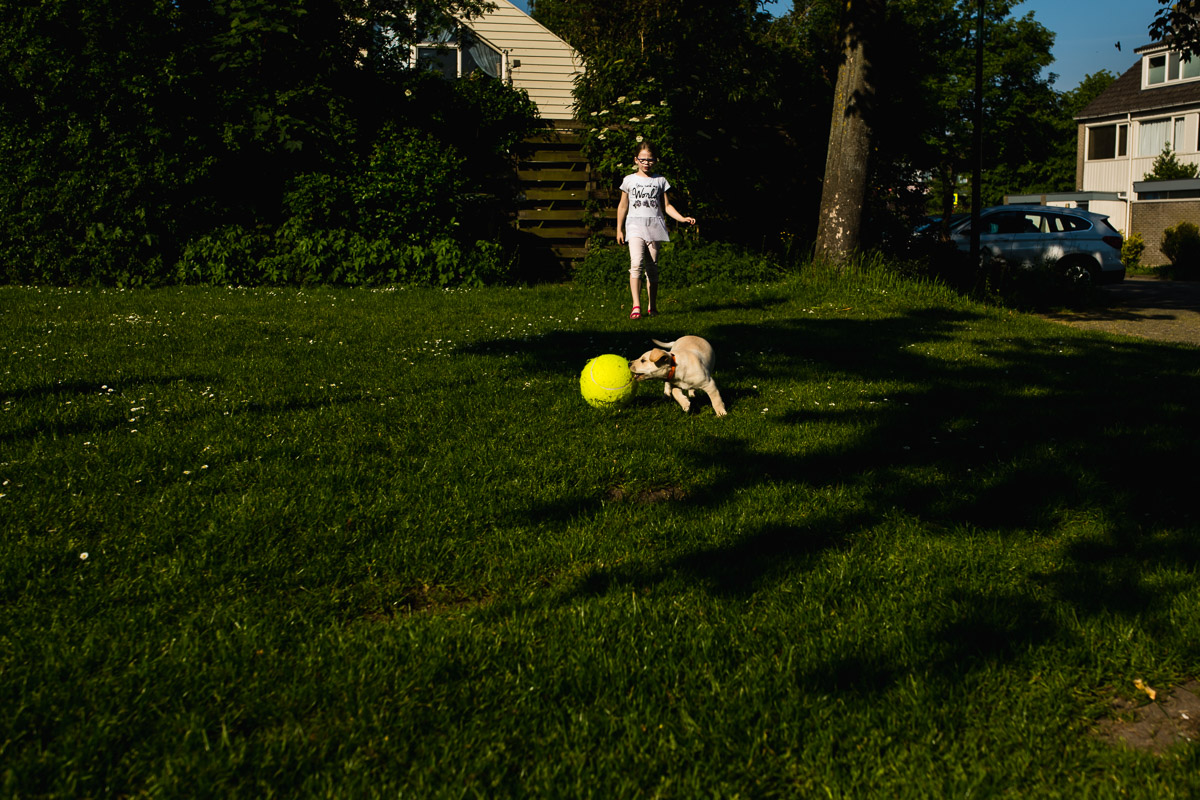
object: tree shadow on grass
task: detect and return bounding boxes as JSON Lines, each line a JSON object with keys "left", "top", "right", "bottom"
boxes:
{"left": 483, "top": 303, "right": 1200, "bottom": 688}
{"left": 0, "top": 373, "right": 220, "bottom": 445}
{"left": 793, "top": 589, "right": 1061, "bottom": 696}
{"left": 571, "top": 514, "right": 869, "bottom": 600}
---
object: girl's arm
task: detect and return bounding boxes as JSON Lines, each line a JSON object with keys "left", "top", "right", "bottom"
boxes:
{"left": 616, "top": 191, "right": 629, "bottom": 244}
{"left": 662, "top": 193, "right": 695, "bottom": 226}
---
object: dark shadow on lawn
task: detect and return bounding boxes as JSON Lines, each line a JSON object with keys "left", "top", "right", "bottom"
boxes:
{"left": 0, "top": 373, "right": 384, "bottom": 449}
{"left": 0, "top": 373, "right": 219, "bottom": 445}
{"left": 792, "top": 589, "right": 1060, "bottom": 696}
{"left": 572, "top": 515, "right": 867, "bottom": 599}
{"left": 475, "top": 304, "right": 1199, "bottom": 681}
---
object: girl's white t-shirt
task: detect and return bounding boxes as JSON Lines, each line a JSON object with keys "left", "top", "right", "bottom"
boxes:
{"left": 621, "top": 173, "right": 671, "bottom": 242}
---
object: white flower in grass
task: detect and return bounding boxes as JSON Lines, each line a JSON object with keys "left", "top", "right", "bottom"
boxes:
{"left": 80, "top": 552, "right": 88, "bottom": 560}
{"left": 635, "top": 135, "right": 643, "bottom": 142}
{"left": 630, "top": 117, "right": 640, "bottom": 123}
{"left": 617, "top": 95, "right": 627, "bottom": 103}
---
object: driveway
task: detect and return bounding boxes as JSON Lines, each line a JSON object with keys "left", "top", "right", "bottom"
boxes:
{"left": 1040, "top": 275, "right": 1200, "bottom": 347}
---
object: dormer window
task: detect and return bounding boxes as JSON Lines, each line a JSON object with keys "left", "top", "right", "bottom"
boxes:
{"left": 1144, "top": 50, "right": 1200, "bottom": 87}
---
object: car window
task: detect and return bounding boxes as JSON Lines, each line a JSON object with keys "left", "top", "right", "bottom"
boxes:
{"left": 1035, "top": 214, "right": 1086, "bottom": 233}
{"left": 984, "top": 212, "right": 1030, "bottom": 235}
{"left": 1007, "top": 214, "right": 1041, "bottom": 235}
{"left": 1058, "top": 215, "right": 1089, "bottom": 232}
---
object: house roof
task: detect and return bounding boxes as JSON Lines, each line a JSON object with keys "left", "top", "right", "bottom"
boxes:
{"left": 1077, "top": 51, "right": 1200, "bottom": 121}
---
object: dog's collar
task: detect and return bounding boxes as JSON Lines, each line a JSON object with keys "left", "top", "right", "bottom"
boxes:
{"left": 666, "top": 354, "right": 676, "bottom": 381}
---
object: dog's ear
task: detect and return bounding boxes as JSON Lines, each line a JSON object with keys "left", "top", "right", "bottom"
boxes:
{"left": 651, "top": 349, "right": 672, "bottom": 367}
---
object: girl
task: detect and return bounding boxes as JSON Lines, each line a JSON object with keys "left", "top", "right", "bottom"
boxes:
{"left": 616, "top": 141, "right": 695, "bottom": 319}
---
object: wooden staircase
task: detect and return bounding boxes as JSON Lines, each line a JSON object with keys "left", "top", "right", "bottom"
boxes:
{"left": 514, "top": 120, "right": 615, "bottom": 272}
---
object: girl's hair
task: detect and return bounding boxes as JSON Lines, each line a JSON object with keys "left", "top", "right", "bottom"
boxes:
{"left": 635, "top": 140, "right": 655, "bottom": 157}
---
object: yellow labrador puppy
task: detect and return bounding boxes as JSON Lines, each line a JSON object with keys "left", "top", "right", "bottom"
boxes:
{"left": 629, "top": 336, "right": 727, "bottom": 417}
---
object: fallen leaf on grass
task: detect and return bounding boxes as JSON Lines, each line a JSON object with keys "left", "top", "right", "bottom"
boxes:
{"left": 1134, "top": 678, "right": 1157, "bottom": 701}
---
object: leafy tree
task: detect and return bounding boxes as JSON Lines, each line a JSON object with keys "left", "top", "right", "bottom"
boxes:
{"left": 892, "top": 1, "right": 1059, "bottom": 223}
{"left": 533, "top": 0, "right": 1071, "bottom": 260}
{"left": 1150, "top": 0, "right": 1200, "bottom": 58}
{"left": 795, "top": 0, "right": 1061, "bottom": 249}
{"left": 1024, "top": 70, "right": 1116, "bottom": 193}
{"left": 534, "top": 0, "right": 826, "bottom": 247}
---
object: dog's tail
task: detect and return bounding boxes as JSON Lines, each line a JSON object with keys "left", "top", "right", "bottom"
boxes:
{"left": 651, "top": 338, "right": 676, "bottom": 349}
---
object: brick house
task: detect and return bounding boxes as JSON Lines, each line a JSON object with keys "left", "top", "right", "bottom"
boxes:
{"left": 1072, "top": 40, "right": 1200, "bottom": 265}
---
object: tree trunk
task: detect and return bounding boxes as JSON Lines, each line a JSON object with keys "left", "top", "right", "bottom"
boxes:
{"left": 814, "top": 2, "right": 876, "bottom": 264}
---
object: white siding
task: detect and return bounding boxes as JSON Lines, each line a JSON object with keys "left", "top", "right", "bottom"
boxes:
{"left": 462, "top": 0, "right": 582, "bottom": 120}
{"left": 1082, "top": 159, "right": 1130, "bottom": 193}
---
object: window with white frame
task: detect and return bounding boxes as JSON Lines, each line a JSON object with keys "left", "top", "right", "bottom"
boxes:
{"left": 414, "top": 27, "right": 504, "bottom": 80}
{"left": 1144, "top": 50, "right": 1200, "bottom": 87}
{"left": 1087, "top": 123, "right": 1128, "bottom": 160}
{"left": 1138, "top": 116, "right": 1190, "bottom": 156}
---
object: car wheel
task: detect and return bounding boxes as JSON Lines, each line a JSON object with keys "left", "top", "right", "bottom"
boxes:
{"left": 1058, "top": 256, "right": 1096, "bottom": 288}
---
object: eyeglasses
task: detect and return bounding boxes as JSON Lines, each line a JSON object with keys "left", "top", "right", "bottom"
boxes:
{"left": 636, "top": 157, "right": 657, "bottom": 164}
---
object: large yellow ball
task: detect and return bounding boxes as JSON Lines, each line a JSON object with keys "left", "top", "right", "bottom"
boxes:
{"left": 580, "top": 354, "right": 635, "bottom": 408}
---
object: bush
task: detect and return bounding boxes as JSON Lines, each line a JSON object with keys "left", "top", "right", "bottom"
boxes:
{"left": 177, "top": 225, "right": 272, "bottom": 285}
{"left": 355, "top": 127, "right": 470, "bottom": 246}
{"left": 178, "top": 226, "right": 512, "bottom": 288}
{"left": 1160, "top": 221, "right": 1200, "bottom": 278}
{"left": 1121, "top": 232, "right": 1145, "bottom": 271}
{"left": 0, "top": 2, "right": 540, "bottom": 288}
{"left": 572, "top": 238, "right": 788, "bottom": 287}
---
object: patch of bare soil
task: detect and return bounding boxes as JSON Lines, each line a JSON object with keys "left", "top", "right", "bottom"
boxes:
{"left": 359, "top": 584, "right": 491, "bottom": 622}
{"left": 1093, "top": 680, "right": 1200, "bottom": 754}
{"left": 606, "top": 484, "right": 687, "bottom": 504}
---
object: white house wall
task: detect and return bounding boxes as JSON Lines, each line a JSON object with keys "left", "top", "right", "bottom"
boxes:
{"left": 463, "top": 0, "right": 582, "bottom": 119}
{"left": 1082, "top": 159, "right": 1130, "bottom": 193}
{"left": 1083, "top": 112, "right": 1200, "bottom": 196}
{"left": 1083, "top": 151, "right": 1200, "bottom": 193}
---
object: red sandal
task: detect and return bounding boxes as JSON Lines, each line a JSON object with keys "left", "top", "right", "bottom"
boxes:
{"left": 629, "top": 305, "right": 642, "bottom": 320}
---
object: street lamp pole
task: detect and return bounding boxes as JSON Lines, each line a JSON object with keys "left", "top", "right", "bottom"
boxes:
{"left": 970, "top": 0, "right": 983, "bottom": 267}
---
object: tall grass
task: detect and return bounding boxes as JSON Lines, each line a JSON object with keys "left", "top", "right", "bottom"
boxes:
{"left": 2, "top": 269, "right": 1198, "bottom": 797}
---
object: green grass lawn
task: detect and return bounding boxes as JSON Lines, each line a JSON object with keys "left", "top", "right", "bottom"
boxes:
{"left": 2, "top": 271, "right": 1198, "bottom": 797}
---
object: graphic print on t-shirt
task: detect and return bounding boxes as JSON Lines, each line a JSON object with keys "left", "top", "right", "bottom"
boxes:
{"left": 628, "top": 183, "right": 660, "bottom": 210}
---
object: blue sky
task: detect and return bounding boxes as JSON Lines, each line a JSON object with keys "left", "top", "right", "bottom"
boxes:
{"left": 506, "top": 0, "right": 1166, "bottom": 90}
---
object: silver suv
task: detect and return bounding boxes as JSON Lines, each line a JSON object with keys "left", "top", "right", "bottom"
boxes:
{"left": 948, "top": 205, "right": 1126, "bottom": 285}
